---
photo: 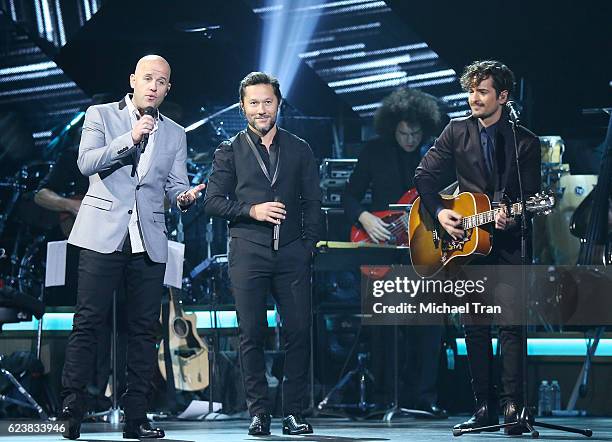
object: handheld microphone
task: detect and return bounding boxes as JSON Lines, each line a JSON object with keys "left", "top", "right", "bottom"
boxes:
{"left": 506, "top": 101, "right": 521, "bottom": 124}
{"left": 273, "top": 196, "right": 281, "bottom": 251}
{"left": 141, "top": 106, "right": 156, "bottom": 152}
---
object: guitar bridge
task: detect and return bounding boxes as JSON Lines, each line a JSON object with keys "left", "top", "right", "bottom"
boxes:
{"left": 432, "top": 229, "right": 440, "bottom": 248}
{"left": 441, "top": 230, "right": 472, "bottom": 254}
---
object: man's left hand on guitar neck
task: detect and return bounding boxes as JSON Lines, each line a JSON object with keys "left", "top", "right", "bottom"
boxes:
{"left": 494, "top": 206, "right": 517, "bottom": 231}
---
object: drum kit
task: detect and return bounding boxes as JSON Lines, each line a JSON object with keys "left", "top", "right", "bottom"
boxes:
{"left": 533, "top": 136, "right": 598, "bottom": 265}
{"left": 0, "top": 162, "right": 57, "bottom": 299}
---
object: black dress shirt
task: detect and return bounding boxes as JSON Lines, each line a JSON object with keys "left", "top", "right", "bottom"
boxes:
{"left": 204, "top": 126, "right": 321, "bottom": 249}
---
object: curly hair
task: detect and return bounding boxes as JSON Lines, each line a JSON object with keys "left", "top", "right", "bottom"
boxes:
{"left": 460, "top": 60, "right": 515, "bottom": 97}
{"left": 374, "top": 87, "right": 441, "bottom": 139}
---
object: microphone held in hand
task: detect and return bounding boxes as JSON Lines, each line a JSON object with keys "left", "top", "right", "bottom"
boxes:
{"left": 141, "top": 106, "right": 156, "bottom": 152}
{"left": 273, "top": 196, "right": 281, "bottom": 251}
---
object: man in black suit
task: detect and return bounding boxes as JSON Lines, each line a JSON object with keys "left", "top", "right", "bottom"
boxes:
{"left": 343, "top": 87, "right": 448, "bottom": 418}
{"left": 414, "top": 60, "right": 540, "bottom": 436}
{"left": 204, "top": 72, "right": 321, "bottom": 436}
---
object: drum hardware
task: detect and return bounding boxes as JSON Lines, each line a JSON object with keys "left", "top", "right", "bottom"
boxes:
{"left": 533, "top": 173, "right": 598, "bottom": 266}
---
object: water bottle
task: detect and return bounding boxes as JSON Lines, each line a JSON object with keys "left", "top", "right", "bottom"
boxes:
{"left": 538, "top": 380, "right": 551, "bottom": 416}
{"left": 446, "top": 343, "right": 455, "bottom": 370}
{"left": 551, "top": 380, "right": 561, "bottom": 412}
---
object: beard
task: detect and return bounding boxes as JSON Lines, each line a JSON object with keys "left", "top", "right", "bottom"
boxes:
{"left": 249, "top": 115, "right": 276, "bottom": 136}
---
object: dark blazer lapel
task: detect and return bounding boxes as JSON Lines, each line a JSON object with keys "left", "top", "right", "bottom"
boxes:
{"left": 117, "top": 97, "right": 139, "bottom": 182}
{"left": 271, "top": 128, "right": 282, "bottom": 186}
{"left": 496, "top": 119, "right": 516, "bottom": 194}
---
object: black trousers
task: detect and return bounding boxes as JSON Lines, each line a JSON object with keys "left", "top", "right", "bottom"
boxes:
{"left": 463, "top": 252, "right": 525, "bottom": 406}
{"left": 463, "top": 323, "right": 523, "bottom": 406}
{"left": 228, "top": 237, "right": 312, "bottom": 416}
{"left": 61, "top": 242, "right": 165, "bottom": 420}
{"left": 92, "top": 285, "right": 128, "bottom": 402}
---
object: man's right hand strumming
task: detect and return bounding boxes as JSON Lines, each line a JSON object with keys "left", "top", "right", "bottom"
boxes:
{"left": 131, "top": 114, "right": 155, "bottom": 144}
{"left": 358, "top": 211, "right": 391, "bottom": 243}
{"left": 250, "top": 201, "right": 286, "bottom": 224}
{"left": 437, "top": 208, "right": 464, "bottom": 240}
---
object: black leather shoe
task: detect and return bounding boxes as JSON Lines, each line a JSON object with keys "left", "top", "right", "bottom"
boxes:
{"left": 453, "top": 401, "right": 499, "bottom": 432}
{"left": 282, "top": 414, "right": 313, "bottom": 435}
{"left": 503, "top": 402, "right": 529, "bottom": 435}
{"left": 59, "top": 405, "right": 82, "bottom": 440}
{"left": 59, "top": 392, "right": 83, "bottom": 440}
{"left": 248, "top": 413, "right": 271, "bottom": 436}
{"left": 123, "top": 420, "right": 165, "bottom": 439}
{"left": 415, "top": 402, "right": 448, "bottom": 419}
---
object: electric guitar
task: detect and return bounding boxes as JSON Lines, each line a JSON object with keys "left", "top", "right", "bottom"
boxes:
{"left": 350, "top": 188, "right": 418, "bottom": 246}
{"left": 158, "top": 288, "right": 210, "bottom": 391}
{"left": 408, "top": 192, "right": 555, "bottom": 277}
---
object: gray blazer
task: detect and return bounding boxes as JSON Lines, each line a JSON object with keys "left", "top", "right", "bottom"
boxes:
{"left": 68, "top": 97, "right": 189, "bottom": 263}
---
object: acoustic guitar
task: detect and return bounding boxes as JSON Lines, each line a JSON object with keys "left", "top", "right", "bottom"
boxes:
{"left": 158, "top": 288, "right": 210, "bottom": 391}
{"left": 350, "top": 188, "right": 418, "bottom": 246}
{"left": 408, "top": 192, "right": 555, "bottom": 277}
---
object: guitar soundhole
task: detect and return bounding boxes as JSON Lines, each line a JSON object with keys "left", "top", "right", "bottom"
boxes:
{"left": 173, "top": 318, "right": 189, "bottom": 338}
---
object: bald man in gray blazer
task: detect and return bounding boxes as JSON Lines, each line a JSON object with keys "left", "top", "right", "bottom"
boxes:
{"left": 60, "top": 55, "right": 204, "bottom": 440}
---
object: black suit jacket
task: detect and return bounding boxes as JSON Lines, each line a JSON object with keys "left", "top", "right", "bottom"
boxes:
{"left": 414, "top": 113, "right": 541, "bottom": 262}
{"left": 203, "top": 127, "right": 321, "bottom": 249}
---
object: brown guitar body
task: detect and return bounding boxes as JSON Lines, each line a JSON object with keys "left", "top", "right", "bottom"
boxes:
{"left": 409, "top": 192, "right": 493, "bottom": 278}
{"left": 158, "top": 289, "right": 210, "bottom": 391}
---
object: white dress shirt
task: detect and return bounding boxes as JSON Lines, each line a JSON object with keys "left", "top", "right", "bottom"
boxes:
{"left": 125, "top": 94, "right": 158, "bottom": 253}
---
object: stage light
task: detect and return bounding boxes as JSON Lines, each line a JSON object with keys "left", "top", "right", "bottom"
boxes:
{"left": 185, "top": 102, "right": 240, "bottom": 133}
{"left": 331, "top": 43, "right": 428, "bottom": 62}
{"left": 299, "top": 44, "right": 365, "bottom": 59}
{"left": 257, "top": 1, "right": 323, "bottom": 98}
{"left": 0, "top": 81, "right": 75, "bottom": 98}
{"left": 328, "top": 71, "right": 406, "bottom": 88}
{"left": 0, "top": 61, "right": 57, "bottom": 76}
{"left": 334, "top": 69, "right": 456, "bottom": 94}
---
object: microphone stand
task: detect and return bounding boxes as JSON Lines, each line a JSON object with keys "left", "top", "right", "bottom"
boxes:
{"left": 453, "top": 115, "right": 592, "bottom": 438}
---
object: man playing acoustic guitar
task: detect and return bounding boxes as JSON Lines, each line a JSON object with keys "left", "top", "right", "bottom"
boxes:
{"left": 414, "top": 60, "right": 541, "bottom": 436}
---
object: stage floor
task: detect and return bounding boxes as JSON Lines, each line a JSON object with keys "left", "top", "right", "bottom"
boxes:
{"left": 0, "top": 416, "right": 607, "bottom": 441}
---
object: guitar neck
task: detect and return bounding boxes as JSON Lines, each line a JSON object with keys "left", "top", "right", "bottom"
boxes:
{"left": 461, "top": 202, "right": 522, "bottom": 229}
{"left": 169, "top": 288, "right": 183, "bottom": 318}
